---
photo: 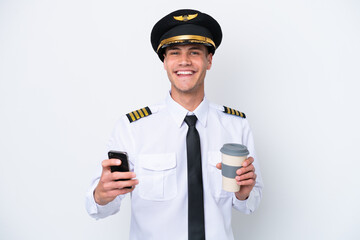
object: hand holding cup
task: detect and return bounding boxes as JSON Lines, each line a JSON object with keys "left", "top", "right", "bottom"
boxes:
{"left": 217, "top": 143, "right": 257, "bottom": 200}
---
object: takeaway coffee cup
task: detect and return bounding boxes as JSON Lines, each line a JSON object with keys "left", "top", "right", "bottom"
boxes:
{"left": 220, "top": 143, "right": 249, "bottom": 192}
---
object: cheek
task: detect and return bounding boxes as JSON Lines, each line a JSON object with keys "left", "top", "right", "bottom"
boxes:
{"left": 163, "top": 64, "right": 173, "bottom": 79}
{"left": 163, "top": 59, "right": 174, "bottom": 71}
{"left": 164, "top": 65, "right": 173, "bottom": 76}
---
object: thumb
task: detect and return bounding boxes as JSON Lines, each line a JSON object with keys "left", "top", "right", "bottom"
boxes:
{"left": 216, "top": 163, "right": 222, "bottom": 170}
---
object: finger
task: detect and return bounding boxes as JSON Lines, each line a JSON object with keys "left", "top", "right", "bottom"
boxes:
{"left": 242, "top": 157, "right": 254, "bottom": 167}
{"left": 103, "top": 186, "right": 136, "bottom": 198}
{"left": 102, "top": 158, "right": 121, "bottom": 169}
{"left": 105, "top": 179, "right": 139, "bottom": 190}
{"left": 111, "top": 171, "right": 136, "bottom": 181}
{"left": 236, "top": 172, "right": 256, "bottom": 181}
{"left": 100, "top": 159, "right": 123, "bottom": 182}
{"left": 216, "top": 163, "right": 222, "bottom": 170}
{"left": 236, "top": 164, "right": 255, "bottom": 175}
{"left": 115, "top": 179, "right": 139, "bottom": 189}
{"left": 117, "top": 185, "right": 136, "bottom": 194}
{"left": 237, "top": 178, "right": 256, "bottom": 186}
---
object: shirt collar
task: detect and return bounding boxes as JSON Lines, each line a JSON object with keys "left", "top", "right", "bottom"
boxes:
{"left": 165, "top": 91, "right": 209, "bottom": 128}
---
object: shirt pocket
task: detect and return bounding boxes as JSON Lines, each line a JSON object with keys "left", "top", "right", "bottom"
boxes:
{"left": 137, "top": 153, "right": 177, "bottom": 201}
{"left": 207, "top": 151, "right": 233, "bottom": 199}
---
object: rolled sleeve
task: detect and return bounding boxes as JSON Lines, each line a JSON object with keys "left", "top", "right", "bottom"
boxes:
{"left": 232, "top": 187, "right": 262, "bottom": 214}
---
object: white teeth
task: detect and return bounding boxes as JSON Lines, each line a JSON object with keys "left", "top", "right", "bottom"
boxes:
{"left": 177, "top": 71, "right": 193, "bottom": 75}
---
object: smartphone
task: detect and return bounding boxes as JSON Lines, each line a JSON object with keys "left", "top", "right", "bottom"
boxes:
{"left": 108, "top": 150, "right": 131, "bottom": 186}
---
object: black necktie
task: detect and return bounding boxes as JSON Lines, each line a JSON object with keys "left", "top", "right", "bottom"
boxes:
{"left": 184, "top": 115, "right": 205, "bottom": 240}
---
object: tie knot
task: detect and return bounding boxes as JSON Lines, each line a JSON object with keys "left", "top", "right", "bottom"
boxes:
{"left": 184, "top": 115, "right": 197, "bottom": 127}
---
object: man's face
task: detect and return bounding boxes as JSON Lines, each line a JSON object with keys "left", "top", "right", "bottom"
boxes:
{"left": 163, "top": 44, "right": 213, "bottom": 96}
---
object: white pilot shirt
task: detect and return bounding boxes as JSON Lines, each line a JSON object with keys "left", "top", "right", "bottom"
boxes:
{"left": 86, "top": 92, "right": 263, "bottom": 240}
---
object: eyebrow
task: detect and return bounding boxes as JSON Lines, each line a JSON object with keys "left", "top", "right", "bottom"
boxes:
{"left": 188, "top": 46, "right": 203, "bottom": 50}
{"left": 167, "top": 46, "right": 181, "bottom": 51}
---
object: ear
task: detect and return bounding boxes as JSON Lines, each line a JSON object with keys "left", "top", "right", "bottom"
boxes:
{"left": 206, "top": 53, "right": 213, "bottom": 70}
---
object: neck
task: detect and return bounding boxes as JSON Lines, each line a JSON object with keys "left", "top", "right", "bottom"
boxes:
{"left": 170, "top": 89, "right": 204, "bottom": 112}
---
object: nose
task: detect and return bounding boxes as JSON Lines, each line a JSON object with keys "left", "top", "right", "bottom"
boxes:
{"left": 179, "top": 53, "right": 191, "bottom": 66}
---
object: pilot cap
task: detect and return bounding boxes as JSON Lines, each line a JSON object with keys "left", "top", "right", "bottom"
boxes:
{"left": 151, "top": 9, "right": 222, "bottom": 61}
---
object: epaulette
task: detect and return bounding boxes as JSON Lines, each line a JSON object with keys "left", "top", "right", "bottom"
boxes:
{"left": 223, "top": 106, "right": 246, "bottom": 118}
{"left": 126, "top": 107, "right": 152, "bottom": 123}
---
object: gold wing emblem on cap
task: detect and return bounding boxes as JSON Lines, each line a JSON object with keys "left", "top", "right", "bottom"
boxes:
{"left": 173, "top": 13, "right": 198, "bottom": 21}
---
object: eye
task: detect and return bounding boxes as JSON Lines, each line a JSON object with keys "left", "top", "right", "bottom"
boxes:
{"left": 168, "top": 51, "right": 179, "bottom": 55}
{"left": 190, "top": 51, "right": 200, "bottom": 55}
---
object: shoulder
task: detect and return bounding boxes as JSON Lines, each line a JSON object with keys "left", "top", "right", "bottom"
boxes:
{"left": 209, "top": 102, "right": 247, "bottom": 119}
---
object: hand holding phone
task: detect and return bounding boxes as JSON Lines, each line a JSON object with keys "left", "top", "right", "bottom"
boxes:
{"left": 108, "top": 151, "right": 131, "bottom": 187}
{"left": 94, "top": 152, "right": 136, "bottom": 205}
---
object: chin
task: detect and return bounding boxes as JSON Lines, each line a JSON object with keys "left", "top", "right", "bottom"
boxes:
{"left": 175, "top": 85, "right": 199, "bottom": 94}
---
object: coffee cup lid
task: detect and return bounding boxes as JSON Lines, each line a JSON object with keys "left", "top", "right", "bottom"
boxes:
{"left": 220, "top": 143, "right": 249, "bottom": 156}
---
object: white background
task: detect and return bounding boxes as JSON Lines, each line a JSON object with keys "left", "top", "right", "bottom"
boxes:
{"left": 1, "top": 0, "right": 359, "bottom": 239}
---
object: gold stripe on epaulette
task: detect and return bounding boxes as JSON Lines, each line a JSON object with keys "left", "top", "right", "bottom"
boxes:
{"left": 138, "top": 109, "right": 144, "bottom": 118}
{"left": 126, "top": 107, "right": 152, "bottom": 123}
{"left": 142, "top": 107, "right": 149, "bottom": 116}
{"left": 128, "top": 112, "right": 136, "bottom": 122}
{"left": 133, "top": 110, "right": 140, "bottom": 120}
{"left": 223, "top": 106, "right": 246, "bottom": 118}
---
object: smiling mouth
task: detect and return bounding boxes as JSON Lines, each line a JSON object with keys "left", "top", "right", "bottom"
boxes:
{"left": 176, "top": 71, "right": 194, "bottom": 76}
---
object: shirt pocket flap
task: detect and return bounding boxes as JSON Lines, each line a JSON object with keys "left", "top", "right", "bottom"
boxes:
{"left": 139, "top": 153, "right": 176, "bottom": 171}
{"left": 208, "top": 151, "right": 222, "bottom": 166}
